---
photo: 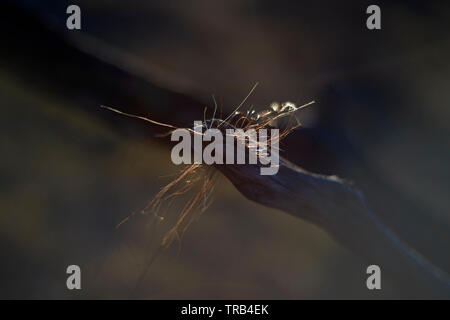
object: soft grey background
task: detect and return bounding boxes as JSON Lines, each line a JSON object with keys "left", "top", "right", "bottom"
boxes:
{"left": 1, "top": 0, "right": 449, "bottom": 298}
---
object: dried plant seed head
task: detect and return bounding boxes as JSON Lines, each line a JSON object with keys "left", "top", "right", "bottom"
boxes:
{"left": 102, "top": 91, "right": 314, "bottom": 251}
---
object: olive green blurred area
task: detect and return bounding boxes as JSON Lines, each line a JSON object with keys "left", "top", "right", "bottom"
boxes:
{"left": 1, "top": 1, "right": 449, "bottom": 299}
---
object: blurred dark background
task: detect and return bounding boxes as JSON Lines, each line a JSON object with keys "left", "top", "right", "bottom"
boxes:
{"left": 0, "top": 0, "right": 449, "bottom": 299}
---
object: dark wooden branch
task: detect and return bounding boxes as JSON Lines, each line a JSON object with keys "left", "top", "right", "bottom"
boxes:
{"left": 0, "top": 3, "right": 206, "bottom": 140}
{"left": 216, "top": 158, "right": 450, "bottom": 298}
